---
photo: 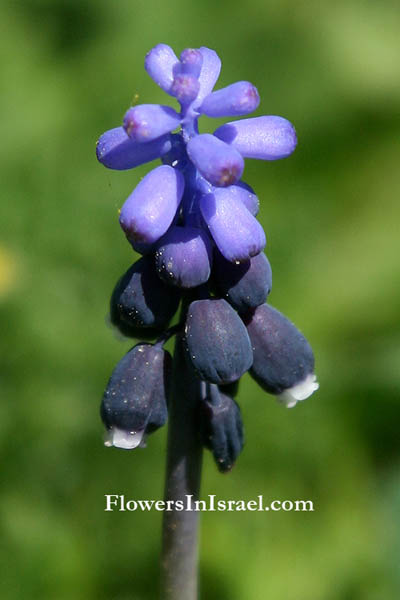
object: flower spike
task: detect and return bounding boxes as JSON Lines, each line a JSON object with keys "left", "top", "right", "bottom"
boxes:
{"left": 97, "top": 44, "right": 318, "bottom": 460}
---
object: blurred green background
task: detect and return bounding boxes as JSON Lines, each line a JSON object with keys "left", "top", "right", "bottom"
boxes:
{"left": 1, "top": 0, "right": 399, "bottom": 598}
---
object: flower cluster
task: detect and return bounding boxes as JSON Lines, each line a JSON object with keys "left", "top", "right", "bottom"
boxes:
{"left": 97, "top": 44, "right": 319, "bottom": 471}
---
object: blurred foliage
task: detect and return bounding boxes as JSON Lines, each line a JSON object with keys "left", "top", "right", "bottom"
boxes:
{"left": 1, "top": 0, "right": 399, "bottom": 598}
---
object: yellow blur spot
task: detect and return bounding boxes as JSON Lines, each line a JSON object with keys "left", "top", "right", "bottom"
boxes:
{"left": 131, "top": 93, "right": 140, "bottom": 105}
{"left": 0, "top": 246, "right": 17, "bottom": 299}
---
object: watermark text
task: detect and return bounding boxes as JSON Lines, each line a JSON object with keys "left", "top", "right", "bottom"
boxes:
{"left": 105, "top": 495, "right": 314, "bottom": 512}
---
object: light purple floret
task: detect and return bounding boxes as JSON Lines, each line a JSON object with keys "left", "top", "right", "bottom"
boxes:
{"left": 178, "top": 48, "right": 203, "bottom": 78}
{"left": 155, "top": 225, "right": 212, "bottom": 288}
{"left": 171, "top": 74, "right": 200, "bottom": 105}
{"left": 123, "top": 104, "right": 181, "bottom": 143}
{"left": 226, "top": 182, "right": 260, "bottom": 216}
{"left": 96, "top": 127, "right": 172, "bottom": 170}
{"left": 200, "top": 81, "right": 260, "bottom": 118}
{"left": 144, "top": 43, "right": 178, "bottom": 95}
{"left": 200, "top": 187, "right": 266, "bottom": 263}
{"left": 119, "top": 165, "right": 184, "bottom": 244}
{"left": 192, "top": 47, "right": 221, "bottom": 109}
{"left": 98, "top": 44, "right": 297, "bottom": 277}
{"left": 214, "top": 115, "right": 297, "bottom": 160}
{"left": 187, "top": 134, "right": 244, "bottom": 187}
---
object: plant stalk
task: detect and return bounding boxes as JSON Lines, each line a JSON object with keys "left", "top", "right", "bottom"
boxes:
{"left": 160, "top": 333, "right": 203, "bottom": 600}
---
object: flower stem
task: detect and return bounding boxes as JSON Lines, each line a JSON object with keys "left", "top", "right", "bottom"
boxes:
{"left": 160, "top": 333, "right": 203, "bottom": 600}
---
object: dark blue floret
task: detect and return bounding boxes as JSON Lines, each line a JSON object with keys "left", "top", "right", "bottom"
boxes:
{"left": 199, "top": 384, "right": 244, "bottom": 472}
{"left": 184, "top": 299, "right": 253, "bottom": 384}
{"left": 101, "top": 343, "right": 172, "bottom": 449}
{"left": 110, "top": 255, "right": 181, "bottom": 337}
{"left": 213, "top": 250, "right": 272, "bottom": 313}
{"left": 244, "top": 304, "right": 319, "bottom": 406}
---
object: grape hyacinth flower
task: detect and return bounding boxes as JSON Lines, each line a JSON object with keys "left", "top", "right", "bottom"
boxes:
{"left": 199, "top": 383, "right": 244, "bottom": 473}
{"left": 97, "top": 43, "right": 318, "bottom": 600}
{"left": 97, "top": 40, "right": 317, "bottom": 449}
{"left": 101, "top": 342, "right": 171, "bottom": 449}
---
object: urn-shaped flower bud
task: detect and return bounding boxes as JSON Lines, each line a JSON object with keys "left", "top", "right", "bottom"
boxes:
{"left": 109, "top": 255, "right": 181, "bottom": 337}
{"left": 185, "top": 299, "right": 253, "bottom": 384}
{"left": 96, "top": 127, "right": 172, "bottom": 171}
{"left": 144, "top": 43, "right": 178, "bottom": 95}
{"left": 193, "top": 47, "right": 221, "bottom": 109}
{"left": 244, "top": 304, "right": 319, "bottom": 407}
{"left": 123, "top": 104, "right": 181, "bottom": 143}
{"left": 187, "top": 134, "right": 244, "bottom": 187}
{"left": 119, "top": 165, "right": 184, "bottom": 245}
{"left": 200, "top": 187, "right": 266, "bottom": 262}
{"left": 101, "top": 343, "right": 172, "bottom": 449}
{"left": 178, "top": 48, "right": 203, "bottom": 78}
{"left": 200, "top": 81, "right": 260, "bottom": 118}
{"left": 171, "top": 74, "right": 200, "bottom": 105}
{"left": 232, "top": 181, "right": 260, "bottom": 216}
{"left": 199, "top": 384, "right": 244, "bottom": 472}
{"left": 214, "top": 115, "right": 297, "bottom": 160}
{"left": 155, "top": 225, "right": 212, "bottom": 288}
{"left": 213, "top": 251, "right": 272, "bottom": 313}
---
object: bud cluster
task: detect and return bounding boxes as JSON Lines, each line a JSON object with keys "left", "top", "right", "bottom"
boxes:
{"left": 97, "top": 44, "right": 318, "bottom": 471}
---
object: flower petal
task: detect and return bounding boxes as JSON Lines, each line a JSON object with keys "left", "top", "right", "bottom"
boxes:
{"left": 213, "top": 251, "right": 272, "bottom": 312}
{"left": 199, "top": 385, "right": 244, "bottom": 472}
{"left": 278, "top": 374, "right": 319, "bottom": 408}
{"left": 145, "top": 43, "right": 178, "bottom": 95}
{"left": 177, "top": 48, "right": 203, "bottom": 78}
{"left": 200, "top": 81, "right": 260, "bottom": 118}
{"left": 96, "top": 127, "right": 171, "bottom": 170}
{"left": 192, "top": 47, "right": 221, "bottom": 109}
{"left": 244, "top": 303, "right": 318, "bottom": 402}
{"left": 187, "top": 134, "right": 244, "bottom": 187}
{"left": 119, "top": 165, "right": 184, "bottom": 244}
{"left": 171, "top": 74, "right": 200, "bottom": 105}
{"left": 123, "top": 104, "right": 181, "bottom": 143}
{"left": 155, "top": 226, "right": 212, "bottom": 288}
{"left": 110, "top": 255, "right": 181, "bottom": 335}
{"left": 226, "top": 181, "right": 260, "bottom": 216}
{"left": 101, "top": 343, "right": 171, "bottom": 448}
{"left": 214, "top": 115, "right": 297, "bottom": 160}
{"left": 185, "top": 299, "right": 253, "bottom": 384}
{"left": 200, "top": 188, "right": 266, "bottom": 262}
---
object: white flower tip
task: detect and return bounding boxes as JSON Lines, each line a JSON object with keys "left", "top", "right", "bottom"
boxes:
{"left": 104, "top": 427, "right": 145, "bottom": 450}
{"left": 277, "top": 373, "right": 319, "bottom": 408}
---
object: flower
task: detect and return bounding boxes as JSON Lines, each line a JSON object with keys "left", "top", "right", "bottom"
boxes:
{"left": 97, "top": 45, "right": 318, "bottom": 467}
{"left": 96, "top": 44, "right": 296, "bottom": 264}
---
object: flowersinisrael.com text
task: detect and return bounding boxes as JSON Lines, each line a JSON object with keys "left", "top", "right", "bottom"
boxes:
{"left": 105, "top": 495, "right": 314, "bottom": 512}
